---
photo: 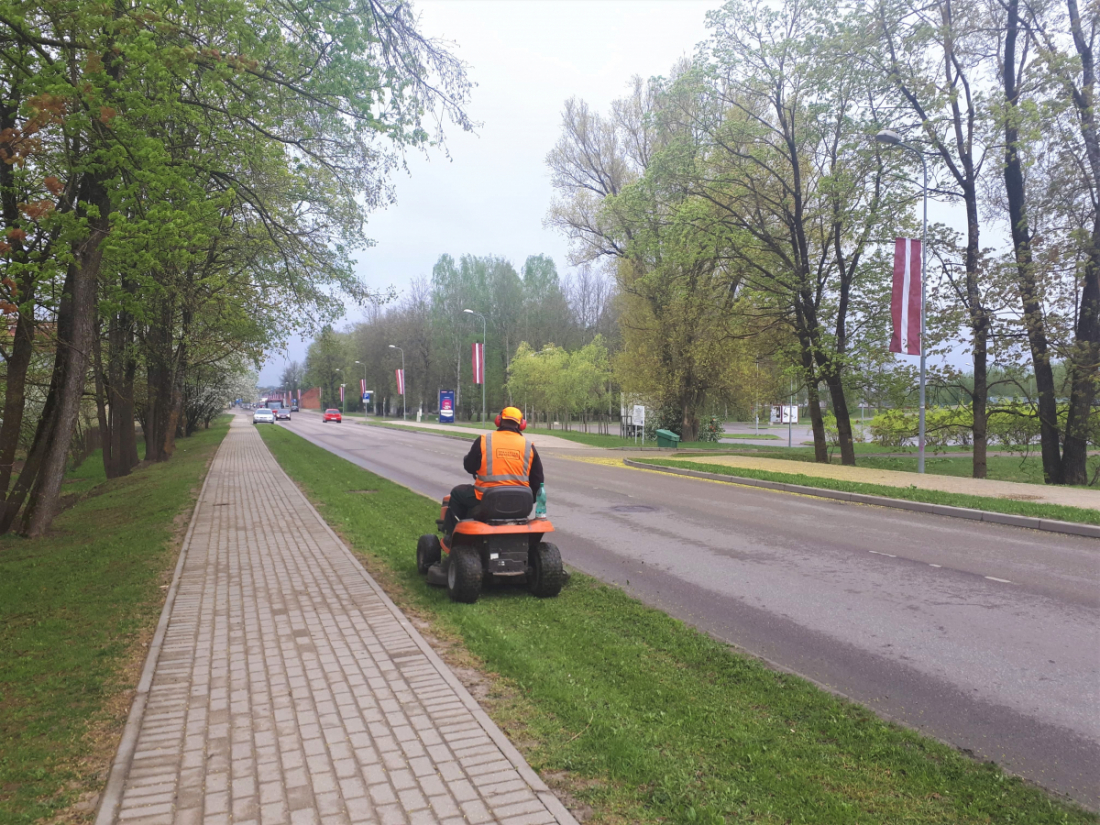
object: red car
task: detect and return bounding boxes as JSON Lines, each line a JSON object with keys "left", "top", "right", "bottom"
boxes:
{"left": 323, "top": 409, "right": 342, "bottom": 423}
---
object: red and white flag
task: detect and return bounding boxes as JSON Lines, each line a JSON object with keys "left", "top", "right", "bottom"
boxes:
{"left": 360, "top": 378, "right": 366, "bottom": 395}
{"left": 339, "top": 384, "right": 345, "bottom": 403}
{"left": 395, "top": 368, "right": 405, "bottom": 395}
{"left": 890, "top": 237, "right": 921, "bottom": 356}
{"left": 472, "top": 342, "right": 484, "bottom": 385}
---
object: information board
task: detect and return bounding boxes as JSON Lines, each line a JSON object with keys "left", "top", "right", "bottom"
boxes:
{"left": 439, "top": 390, "right": 455, "bottom": 424}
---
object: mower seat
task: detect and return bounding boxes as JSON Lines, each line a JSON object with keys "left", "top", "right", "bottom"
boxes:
{"left": 473, "top": 486, "right": 534, "bottom": 522}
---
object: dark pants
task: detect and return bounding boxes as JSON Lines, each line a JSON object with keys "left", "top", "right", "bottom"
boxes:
{"left": 444, "top": 484, "right": 479, "bottom": 536}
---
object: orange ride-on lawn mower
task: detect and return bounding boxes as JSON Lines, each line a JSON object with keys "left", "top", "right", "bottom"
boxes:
{"left": 416, "top": 486, "right": 565, "bottom": 604}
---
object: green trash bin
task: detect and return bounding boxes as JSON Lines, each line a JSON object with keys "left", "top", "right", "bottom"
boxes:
{"left": 655, "top": 428, "right": 681, "bottom": 448}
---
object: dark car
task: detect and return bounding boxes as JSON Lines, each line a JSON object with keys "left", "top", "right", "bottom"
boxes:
{"left": 291, "top": 403, "right": 299, "bottom": 412}
{"left": 265, "top": 400, "right": 291, "bottom": 421}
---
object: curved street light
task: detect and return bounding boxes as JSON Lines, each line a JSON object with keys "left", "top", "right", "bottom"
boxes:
{"left": 463, "top": 309, "right": 487, "bottom": 422}
{"left": 875, "top": 129, "right": 929, "bottom": 474}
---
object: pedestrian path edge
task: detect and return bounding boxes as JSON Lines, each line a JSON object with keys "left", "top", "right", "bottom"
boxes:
{"left": 94, "top": 462, "right": 217, "bottom": 825}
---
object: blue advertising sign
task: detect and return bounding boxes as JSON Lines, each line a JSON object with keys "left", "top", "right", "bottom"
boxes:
{"left": 439, "top": 390, "right": 455, "bottom": 424}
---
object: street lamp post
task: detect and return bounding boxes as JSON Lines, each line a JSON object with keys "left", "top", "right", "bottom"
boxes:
{"left": 463, "top": 309, "right": 487, "bottom": 423}
{"left": 875, "top": 128, "right": 929, "bottom": 474}
{"left": 333, "top": 367, "right": 342, "bottom": 414}
{"left": 388, "top": 345, "right": 405, "bottom": 420}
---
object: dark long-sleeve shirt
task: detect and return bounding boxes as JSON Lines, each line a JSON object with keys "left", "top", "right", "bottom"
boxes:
{"left": 463, "top": 428, "right": 544, "bottom": 492}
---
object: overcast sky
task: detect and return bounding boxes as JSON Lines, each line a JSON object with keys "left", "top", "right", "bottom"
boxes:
{"left": 259, "top": 0, "right": 722, "bottom": 385}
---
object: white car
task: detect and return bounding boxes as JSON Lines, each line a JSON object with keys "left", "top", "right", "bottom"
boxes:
{"left": 253, "top": 408, "right": 276, "bottom": 424}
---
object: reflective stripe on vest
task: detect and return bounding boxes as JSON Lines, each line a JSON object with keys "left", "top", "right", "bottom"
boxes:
{"left": 475, "top": 431, "right": 533, "bottom": 496}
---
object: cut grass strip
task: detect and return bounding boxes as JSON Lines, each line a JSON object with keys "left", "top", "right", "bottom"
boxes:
{"left": 0, "top": 419, "right": 230, "bottom": 824}
{"left": 644, "top": 458, "right": 1100, "bottom": 526}
{"left": 259, "top": 424, "right": 1096, "bottom": 824}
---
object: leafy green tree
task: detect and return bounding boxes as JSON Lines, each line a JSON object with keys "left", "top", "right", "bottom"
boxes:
{"left": 0, "top": 0, "right": 470, "bottom": 534}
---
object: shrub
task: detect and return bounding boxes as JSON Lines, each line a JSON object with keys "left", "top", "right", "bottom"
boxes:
{"left": 697, "top": 416, "right": 724, "bottom": 443}
{"left": 869, "top": 410, "right": 915, "bottom": 447}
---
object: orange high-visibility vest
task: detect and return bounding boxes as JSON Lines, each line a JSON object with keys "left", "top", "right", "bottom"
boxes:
{"left": 474, "top": 430, "right": 533, "bottom": 499}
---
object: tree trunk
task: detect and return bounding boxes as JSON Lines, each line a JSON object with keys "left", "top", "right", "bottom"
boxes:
{"left": 92, "top": 321, "right": 116, "bottom": 478}
{"left": 113, "top": 313, "right": 139, "bottom": 471}
{"left": 0, "top": 97, "right": 35, "bottom": 499}
{"left": 1060, "top": 0, "right": 1100, "bottom": 484}
{"left": 680, "top": 399, "right": 699, "bottom": 443}
{"left": 823, "top": 368, "right": 857, "bottom": 465}
{"left": 1002, "top": 0, "right": 1063, "bottom": 483}
{"left": 796, "top": 331, "right": 828, "bottom": 462}
{"left": 972, "top": 323, "right": 989, "bottom": 479}
{"left": 962, "top": 186, "right": 990, "bottom": 479}
{"left": 1061, "top": 212, "right": 1100, "bottom": 484}
{"left": 4, "top": 174, "right": 108, "bottom": 535}
{"left": 0, "top": 281, "right": 35, "bottom": 498}
{"left": 144, "top": 291, "right": 184, "bottom": 462}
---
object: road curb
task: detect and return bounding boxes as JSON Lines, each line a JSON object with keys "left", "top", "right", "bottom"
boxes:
{"left": 622, "top": 459, "right": 1100, "bottom": 540}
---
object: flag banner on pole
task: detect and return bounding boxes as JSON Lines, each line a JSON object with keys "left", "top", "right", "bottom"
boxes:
{"left": 339, "top": 385, "right": 345, "bottom": 403}
{"left": 890, "top": 237, "right": 921, "bottom": 356}
{"left": 360, "top": 378, "right": 366, "bottom": 395}
{"left": 472, "top": 342, "right": 484, "bottom": 385}
{"left": 395, "top": 369, "right": 405, "bottom": 395}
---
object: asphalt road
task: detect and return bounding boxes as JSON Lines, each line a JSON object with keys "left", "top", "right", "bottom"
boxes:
{"left": 273, "top": 412, "right": 1100, "bottom": 807}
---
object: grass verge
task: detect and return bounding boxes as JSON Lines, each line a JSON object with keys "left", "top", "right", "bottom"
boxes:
{"left": 719, "top": 444, "right": 1099, "bottom": 485}
{"left": 643, "top": 458, "right": 1100, "bottom": 526}
{"left": 354, "top": 416, "right": 751, "bottom": 450}
{"left": 258, "top": 424, "right": 1096, "bottom": 824}
{"left": 0, "top": 418, "right": 231, "bottom": 824}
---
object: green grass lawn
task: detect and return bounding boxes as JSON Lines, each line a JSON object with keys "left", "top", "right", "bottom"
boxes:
{"left": 721, "top": 446, "right": 1099, "bottom": 487}
{"left": 641, "top": 459, "right": 1100, "bottom": 525}
{"left": 259, "top": 424, "right": 1096, "bottom": 825}
{"left": 0, "top": 418, "right": 230, "bottom": 824}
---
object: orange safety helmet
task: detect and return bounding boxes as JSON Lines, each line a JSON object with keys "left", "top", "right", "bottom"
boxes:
{"left": 495, "top": 406, "right": 527, "bottom": 431}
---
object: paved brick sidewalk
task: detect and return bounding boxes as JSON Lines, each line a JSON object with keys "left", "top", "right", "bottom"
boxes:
{"left": 96, "top": 417, "right": 577, "bottom": 825}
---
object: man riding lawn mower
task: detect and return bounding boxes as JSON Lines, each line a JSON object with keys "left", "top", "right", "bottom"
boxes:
{"left": 416, "top": 406, "right": 566, "bottom": 603}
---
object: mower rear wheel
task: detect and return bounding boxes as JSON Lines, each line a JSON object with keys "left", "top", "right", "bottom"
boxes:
{"left": 416, "top": 534, "right": 441, "bottom": 575}
{"left": 447, "top": 549, "right": 482, "bottom": 603}
{"left": 528, "top": 542, "right": 564, "bottom": 598}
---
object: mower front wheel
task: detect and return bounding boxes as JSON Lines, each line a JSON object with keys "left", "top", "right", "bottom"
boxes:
{"left": 528, "top": 542, "right": 565, "bottom": 598}
{"left": 416, "top": 534, "right": 441, "bottom": 575}
{"left": 447, "top": 548, "right": 483, "bottom": 603}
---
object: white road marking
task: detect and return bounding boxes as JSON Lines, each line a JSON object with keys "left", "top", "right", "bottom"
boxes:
{"left": 985, "top": 576, "right": 1015, "bottom": 584}
{"left": 929, "top": 563, "right": 942, "bottom": 568}
{"left": 868, "top": 550, "right": 897, "bottom": 558}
